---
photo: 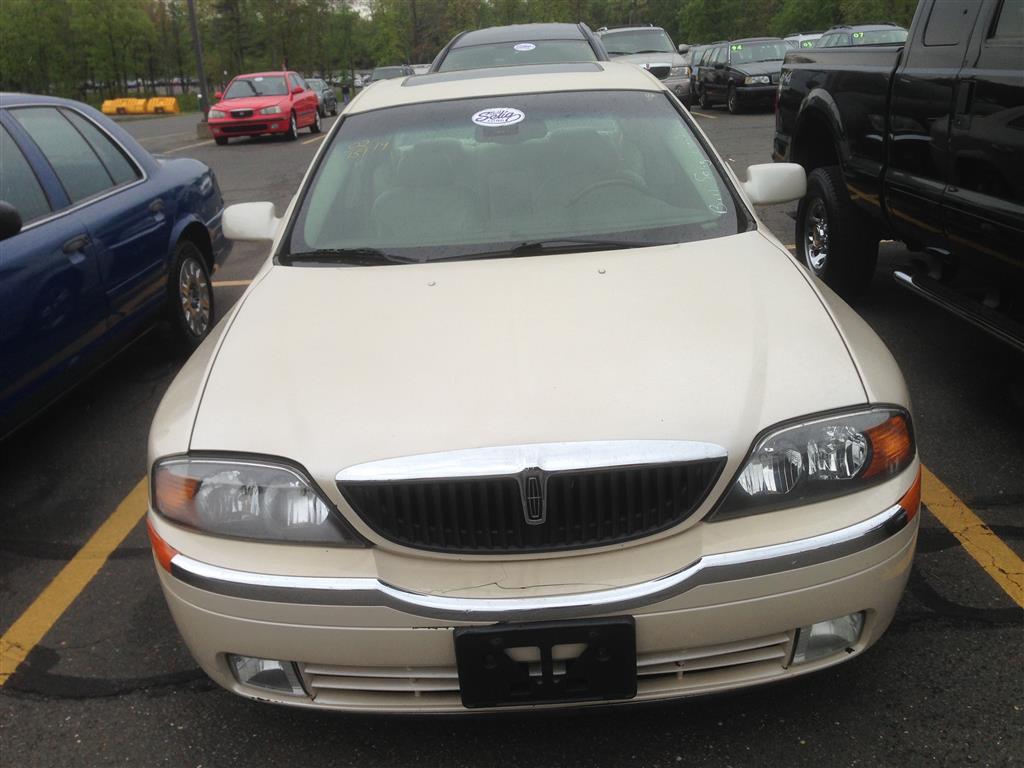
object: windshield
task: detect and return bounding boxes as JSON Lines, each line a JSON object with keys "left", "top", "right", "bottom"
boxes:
{"left": 728, "top": 41, "right": 788, "bottom": 63}
{"left": 307, "top": 78, "right": 325, "bottom": 89}
{"left": 601, "top": 29, "right": 675, "bottom": 55}
{"left": 224, "top": 76, "right": 288, "bottom": 98}
{"left": 852, "top": 29, "right": 907, "bottom": 45}
{"left": 372, "top": 67, "right": 405, "bottom": 80}
{"left": 287, "top": 91, "right": 742, "bottom": 264}
{"left": 439, "top": 40, "right": 597, "bottom": 72}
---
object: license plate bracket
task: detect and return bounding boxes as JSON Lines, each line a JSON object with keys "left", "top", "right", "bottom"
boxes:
{"left": 454, "top": 617, "right": 636, "bottom": 709}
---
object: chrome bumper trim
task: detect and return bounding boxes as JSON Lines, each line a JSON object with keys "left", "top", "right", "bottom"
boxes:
{"left": 169, "top": 503, "right": 911, "bottom": 622}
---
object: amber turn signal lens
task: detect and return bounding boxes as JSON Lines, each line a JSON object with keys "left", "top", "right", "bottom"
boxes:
{"left": 862, "top": 414, "right": 913, "bottom": 480}
{"left": 898, "top": 467, "right": 922, "bottom": 521}
{"left": 153, "top": 466, "right": 201, "bottom": 525}
{"left": 146, "top": 519, "right": 178, "bottom": 572}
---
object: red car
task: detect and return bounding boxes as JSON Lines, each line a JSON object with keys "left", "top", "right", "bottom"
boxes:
{"left": 208, "top": 71, "right": 321, "bottom": 145}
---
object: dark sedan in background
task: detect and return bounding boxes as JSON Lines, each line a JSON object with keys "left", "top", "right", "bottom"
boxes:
{"left": 0, "top": 93, "right": 230, "bottom": 438}
{"left": 695, "top": 37, "right": 788, "bottom": 113}
{"left": 430, "top": 23, "right": 609, "bottom": 72}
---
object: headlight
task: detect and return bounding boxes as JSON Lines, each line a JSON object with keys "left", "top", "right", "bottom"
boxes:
{"left": 260, "top": 105, "right": 282, "bottom": 115}
{"left": 208, "top": 109, "right": 226, "bottom": 119}
{"left": 669, "top": 65, "right": 690, "bottom": 78}
{"left": 152, "top": 457, "right": 365, "bottom": 545}
{"left": 712, "top": 408, "right": 914, "bottom": 520}
{"left": 744, "top": 75, "right": 770, "bottom": 85}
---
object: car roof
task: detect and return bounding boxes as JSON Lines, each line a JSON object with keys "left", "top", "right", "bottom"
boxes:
{"left": 345, "top": 61, "right": 662, "bottom": 115}
{"left": 730, "top": 37, "right": 784, "bottom": 44}
{"left": 0, "top": 92, "right": 99, "bottom": 109}
{"left": 232, "top": 71, "right": 289, "bottom": 78}
{"left": 825, "top": 23, "right": 903, "bottom": 31}
{"left": 452, "top": 23, "right": 587, "bottom": 47}
{"left": 598, "top": 26, "right": 665, "bottom": 34}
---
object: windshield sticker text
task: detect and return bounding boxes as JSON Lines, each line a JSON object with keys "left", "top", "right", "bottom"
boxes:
{"left": 472, "top": 108, "right": 526, "bottom": 127}
{"left": 346, "top": 139, "right": 391, "bottom": 160}
{"left": 513, "top": 43, "right": 536, "bottom": 51}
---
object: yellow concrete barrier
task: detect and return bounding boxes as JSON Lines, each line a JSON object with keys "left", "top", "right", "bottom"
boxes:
{"left": 146, "top": 97, "right": 179, "bottom": 114}
{"left": 101, "top": 98, "right": 148, "bottom": 115}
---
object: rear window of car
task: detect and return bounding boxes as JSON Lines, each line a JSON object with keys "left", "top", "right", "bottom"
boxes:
{"left": 224, "top": 76, "right": 288, "bottom": 98}
{"left": 439, "top": 40, "right": 598, "bottom": 71}
{"left": 287, "top": 90, "right": 744, "bottom": 265}
{"left": 852, "top": 28, "right": 908, "bottom": 45}
{"left": 600, "top": 29, "right": 675, "bottom": 55}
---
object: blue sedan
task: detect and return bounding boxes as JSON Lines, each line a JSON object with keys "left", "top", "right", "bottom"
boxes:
{"left": 0, "top": 93, "right": 231, "bottom": 438}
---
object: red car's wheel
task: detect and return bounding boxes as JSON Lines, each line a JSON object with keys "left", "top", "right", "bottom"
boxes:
{"left": 285, "top": 112, "right": 298, "bottom": 141}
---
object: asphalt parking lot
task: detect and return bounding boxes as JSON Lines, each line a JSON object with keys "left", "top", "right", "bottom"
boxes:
{"left": 1, "top": 106, "right": 1021, "bottom": 767}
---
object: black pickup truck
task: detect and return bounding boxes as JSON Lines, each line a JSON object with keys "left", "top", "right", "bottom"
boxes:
{"left": 773, "top": 0, "right": 1024, "bottom": 351}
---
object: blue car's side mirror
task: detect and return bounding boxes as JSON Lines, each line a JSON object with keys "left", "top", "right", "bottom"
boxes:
{"left": 0, "top": 201, "right": 23, "bottom": 242}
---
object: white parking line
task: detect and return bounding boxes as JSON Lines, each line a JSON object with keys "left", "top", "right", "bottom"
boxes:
{"left": 136, "top": 131, "right": 195, "bottom": 145}
{"left": 691, "top": 111, "right": 718, "bottom": 119}
{"left": 164, "top": 139, "right": 214, "bottom": 153}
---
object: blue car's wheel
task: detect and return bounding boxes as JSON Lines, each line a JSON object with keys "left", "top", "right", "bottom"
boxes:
{"left": 168, "top": 240, "right": 213, "bottom": 352}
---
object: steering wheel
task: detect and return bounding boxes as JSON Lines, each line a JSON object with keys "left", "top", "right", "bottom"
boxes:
{"left": 567, "top": 176, "right": 647, "bottom": 206}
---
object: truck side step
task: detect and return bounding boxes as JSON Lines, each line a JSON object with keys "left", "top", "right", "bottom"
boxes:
{"left": 893, "top": 268, "right": 1024, "bottom": 353}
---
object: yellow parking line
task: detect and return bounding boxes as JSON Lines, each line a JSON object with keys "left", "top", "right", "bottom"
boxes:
{"left": 0, "top": 478, "right": 149, "bottom": 685}
{"left": 166, "top": 139, "right": 214, "bottom": 153}
{"left": 212, "top": 279, "right": 252, "bottom": 288}
{"left": 922, "top": 466, "right": 1024, "bottom": 607}
{"left": 691, "top": 111, "right": 718, "bottom": 119}
{"left": 302, "top": 134, "right": 326, "bottom": 145}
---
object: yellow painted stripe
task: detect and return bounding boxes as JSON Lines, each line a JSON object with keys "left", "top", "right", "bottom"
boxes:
{"left": 0, "top": 478, "right": 149, "bottom": 685}
{"left": 691, "top": 110, "right": 718, "bottom": 119}
{"left": 922, "top": 466, "right": 1024, "bottom": 607}
{"left": 212, "top": 279, "right": 252, "bottom": 288}
{"left": 302, "top": 134, "right": 326, "bottom": 145}
{"left": 165, "top": 139, "right": 214, "bottom": 154}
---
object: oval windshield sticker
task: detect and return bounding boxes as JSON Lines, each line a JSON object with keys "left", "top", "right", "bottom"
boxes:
{"left": 513, "top": 42, "right": 536, "bottom": 51}
{"left": 472, "top": 107, "right": 526, "bottom": 127}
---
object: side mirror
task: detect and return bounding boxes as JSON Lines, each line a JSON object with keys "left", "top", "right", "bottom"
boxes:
{"left": 677, "top": 44, "right": 690, "bottom": 54}
{"left": 742, "top": 163, "right": 807, "bottom": 205}
{"left": 223, "top": 202, "right": 282, "bottom": 242}
{"left": 714, "top": 62, "right": 725, "bottom": 70}
{"left": 0, "top": 201, "right": 23, "bottom": 241}
{"left": 214, "top": 91, "right": 223, "bottom": 100}
{"left": 291, "top": 85, "right": 303, "bottom": 95}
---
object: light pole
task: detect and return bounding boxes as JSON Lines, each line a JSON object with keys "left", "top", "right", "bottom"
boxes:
{"left": 186, "top": 0, "right": 211, "bottom": 118}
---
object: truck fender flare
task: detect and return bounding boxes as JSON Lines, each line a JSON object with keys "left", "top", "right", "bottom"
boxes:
{"left": 793, "top": 89, "right": 850, "bottom": 173}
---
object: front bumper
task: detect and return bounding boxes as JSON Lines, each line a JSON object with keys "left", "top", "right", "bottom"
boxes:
{"left": 736, "top": 84, "right": 777, "bottom": 105}
{"left": 209, "top": 117, "right": 289, "bottom": 137}
{"left": 153, "top": 492, "right": 919, "bottom": 713}
{"left": 663, "top": 77, "right": 691, "bottom": 104}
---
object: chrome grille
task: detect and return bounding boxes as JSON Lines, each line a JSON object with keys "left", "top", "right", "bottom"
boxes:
{"left": 339, "top": 458, "right": 724, "bottom": 553}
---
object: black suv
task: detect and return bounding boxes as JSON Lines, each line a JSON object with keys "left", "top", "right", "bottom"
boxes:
{"left": 430, "top": 23, "right": 608, "bottom": 73}
{"left": 694, "top": 37, "right": 788, "bottom": 113}
{"left": 815, "top": 23, "right": 907, "bottom": 47}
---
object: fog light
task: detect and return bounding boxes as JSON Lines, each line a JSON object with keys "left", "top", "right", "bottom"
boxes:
{"left": 791, "top": 612, "right": 864, "bottom": 664}
{"left": 270, "top": 123, "right": 279, "bottom": 129}
{"left": 228, "top": 655, "right": 305, "bottom": 695}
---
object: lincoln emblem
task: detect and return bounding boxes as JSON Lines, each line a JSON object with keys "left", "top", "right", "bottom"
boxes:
{"left": 523, "top": 472, "right": 546, "bottom": 525}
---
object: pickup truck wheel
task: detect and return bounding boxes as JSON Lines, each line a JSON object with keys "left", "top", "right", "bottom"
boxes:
{"left": 797, "top": 165, "right": 878, "bottom": 297}
{"left": 698, "top": 88, "right": 711, "bottom": 109}
{"left": 727, "top": 86, "right": 741, "bottom": 114}
{"left": 167, "top": 240, "right": 214, "bottom": 353}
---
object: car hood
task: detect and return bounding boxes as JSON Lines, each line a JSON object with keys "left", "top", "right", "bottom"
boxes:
{"left": 212, "top": 96, "right": 287, "bottom": 112}
{"left": 191, "top": 232, "right": 866, "bottom": 493}
{"left": 610, "top": 52, "right": 683, "bottom": 67}
{"left": 731, "top": 60, "right": 783, "bottom": 77}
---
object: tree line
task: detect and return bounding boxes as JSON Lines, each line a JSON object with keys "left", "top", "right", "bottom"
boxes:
{"left": 0, "top": 0, "right": 918, "bottom": 103}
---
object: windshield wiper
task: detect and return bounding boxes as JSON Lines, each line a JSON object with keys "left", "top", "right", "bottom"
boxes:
{"left": 435, "top": 238, "right": 646, "bottom": 262}
{"left": 633, "top": 49, "right": 672, "bottom": 54}
{"left": 279, "top": 248, "right": 417, "bottom": 266}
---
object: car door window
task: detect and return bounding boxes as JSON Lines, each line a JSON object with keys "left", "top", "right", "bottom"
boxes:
{"left": 11, "top": 107, "right": 118, "bottom": 204}
{"left": 992, "top": 0, "right": 1024, "bottom": 39}
{"left": 60, "top": 109, "right": 140, "bottom": 186}
{"left": 291, "top": 74, "right": 308, "bottom": 90}
{"left": 925, "top": 1, "right": 977, "bottom": 46}
{"left": 0, "top": 124, "right": 52, "bottom": 224}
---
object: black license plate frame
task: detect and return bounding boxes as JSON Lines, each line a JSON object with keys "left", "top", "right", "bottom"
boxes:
{"left": 454, "top": 617, "right": 637, "bottom": 709}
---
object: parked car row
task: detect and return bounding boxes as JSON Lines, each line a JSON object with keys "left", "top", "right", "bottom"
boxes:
{"left": 0, "top": 93, "right": 230, "bottom": 438}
